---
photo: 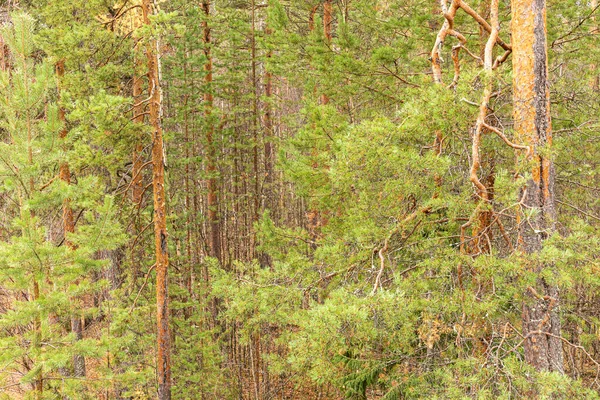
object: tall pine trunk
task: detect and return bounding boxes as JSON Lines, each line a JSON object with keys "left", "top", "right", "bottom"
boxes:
{"left": 202, "top": 0, "right": 222, "bottom": 263}
{"left": 142, "top": 0, "right": 172, "bottom": 397}
{"left": 512, "top": 0, "right": 563, "bottom": 373}
{"left": 131, "top": 48, "right": 145, "bottom": 280}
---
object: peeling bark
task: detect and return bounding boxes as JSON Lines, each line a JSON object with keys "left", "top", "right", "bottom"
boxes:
{"left": 142, "top": 0, "right": 172, "bottom": 397}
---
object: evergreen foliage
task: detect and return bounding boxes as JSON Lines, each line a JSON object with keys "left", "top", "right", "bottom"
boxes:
{"left": 0, "top": 0, "right": 599, "bottom": 398}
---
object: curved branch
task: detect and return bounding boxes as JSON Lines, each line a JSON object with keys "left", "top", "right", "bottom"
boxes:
{"left": 483, "top": 122, "right": 532, "bottom": 157}
{"left": 431, "top": 0, "right": 461, "bottom": 84}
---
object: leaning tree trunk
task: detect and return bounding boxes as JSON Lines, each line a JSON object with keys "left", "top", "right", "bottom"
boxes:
{"left": 142, "top": 0, "right": 172, "bottom": 398}
{"left": 512, "top": 0, "right": 563, "bottom": 373}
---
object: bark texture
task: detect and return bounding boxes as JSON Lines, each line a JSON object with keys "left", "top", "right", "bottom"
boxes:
{"left": 142, "top": 0, "right": 172, "bottom": 397}
{"left": 512, "top": 0, "right": 563, "bottom": 373}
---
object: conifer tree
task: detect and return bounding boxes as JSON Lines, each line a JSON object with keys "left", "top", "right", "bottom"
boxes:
{"left": 0, "top": 1, "right": 599, "bottom": 398}
{"left": 512, "top": 0, "right": 563, "bottom": 372}
{"left": 141, "top": 0, "right": 172, "bottom": 397}
{"left": 0, "top": 12, "right": 123, "bottom": 398}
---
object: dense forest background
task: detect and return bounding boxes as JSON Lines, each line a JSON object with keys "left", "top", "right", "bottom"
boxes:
{"left": 0, "top": 0, "right": 599, "bottom": 398}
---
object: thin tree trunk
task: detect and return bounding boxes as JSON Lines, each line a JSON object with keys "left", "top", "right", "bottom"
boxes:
{"left": 512, "top": 0, "right": 563, "bottom": 373}
{"left": 251, "top": 4, "right": 263, "bottom": 395}
{"left": 592, "top": 0, "right": 599, "bottom": 91}
{"left": 56, "top": 60, "right": 86, "bottom": 378}
{"left": 202, "top": 0, "right": 222, "bottom": 263}
{"left": 261, "top": 18, "right": 275, "bottom": 269}
{"left": 321, "top": 0, "right": 332, "bottom": 105}
{"left": 263, "top": 26, "right": 273, "bottom": 214}
{"left": 20, "top": 43, "right": 43, "bottom": 398}
{"left": 309, "top": 3, "right": 319, "bottom": 32}
{"left": 142, "top": 0, "right": 172, "bottom": 397}
{"left": 131, "top": 49, "right": 145, "bottom": 281}
{"left": 0, "top": 35, "right": 7, "bottom": 71}
{"left": 183, "top": 45, "right": 194, "bottom": 320}
{"left": 251, "top": 0, "right": 260, "bottom": 240}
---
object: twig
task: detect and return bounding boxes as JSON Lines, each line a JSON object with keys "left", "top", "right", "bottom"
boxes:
{"left": 129, "top": 264, "right": 156, "bottom": 314}
{"left": 556, "top": 199, "right": 600, "bottom": 222}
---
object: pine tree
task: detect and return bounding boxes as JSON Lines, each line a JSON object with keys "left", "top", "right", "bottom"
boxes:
{"left": 0, "top": 13, "right": 124, "bottom": 398}
{"left": 512, "top": 0, "right": 563, "bottom": 372}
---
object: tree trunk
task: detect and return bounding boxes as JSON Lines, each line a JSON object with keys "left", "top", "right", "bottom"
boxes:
{"left": 131, "top": 48, "right": 145, "bottom": 281}
{"left": 263, "top": 16, "right": 274, "bottom": 222}
{"left": 56, "top": 60, "right": 86, "bottom": 378}
{"left": 321, "top": 0, "right": 332, "bottom": 105}
{"left": 512, "top": 0, "right": 563, "bottom": 373}
{"left": 202, "top": 0, "right": 222, "bottom": 263}
{"left": 251, "top": 0, "right": 260, "bottom": 236}
{"left": 592, "top": 0, "right": 599, "bottom": 91}
{"left": 142, "top": 0, "right": 172, "bottom": 397}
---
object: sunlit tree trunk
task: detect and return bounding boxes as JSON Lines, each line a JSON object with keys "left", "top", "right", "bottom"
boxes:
{"left": 142, "top": 0, "right": 172, "bottom": 397}
{"left": 512, "top": 0, "right": 563, "bottom": 373}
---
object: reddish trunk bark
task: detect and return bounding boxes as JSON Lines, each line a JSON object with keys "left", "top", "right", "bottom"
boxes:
{"left": 512, "top": 0, "right": 563, "bottom": 373}
{"left": 131, "top": 53, "right": 145, "bottom": 280}
{"left": 202, "top": 0, "right": 222, "bottom": 263}
{"left": 132, "top": 66, "right": 144, "bottom": 206}
{"left": 142, "top": 0, "right": 172, "bottom": 397}
{"left": 309, "top": 4, "right": 319, "bottom": 32}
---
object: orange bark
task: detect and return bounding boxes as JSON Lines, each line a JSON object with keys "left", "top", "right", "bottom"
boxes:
{"left": 142, "top": 0, "right": 172, "bottom": 397}
{"left": 512, "top": 0, "right": 563, "bottom": 373}
{"left": 0, "top": 36, "right": 7, "bottom": 71}
{"left": 309, "top": 3, "right": 319, "bottom": 32}
{"left": 430, "top": 0, "right": 511, "bottom": 85}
